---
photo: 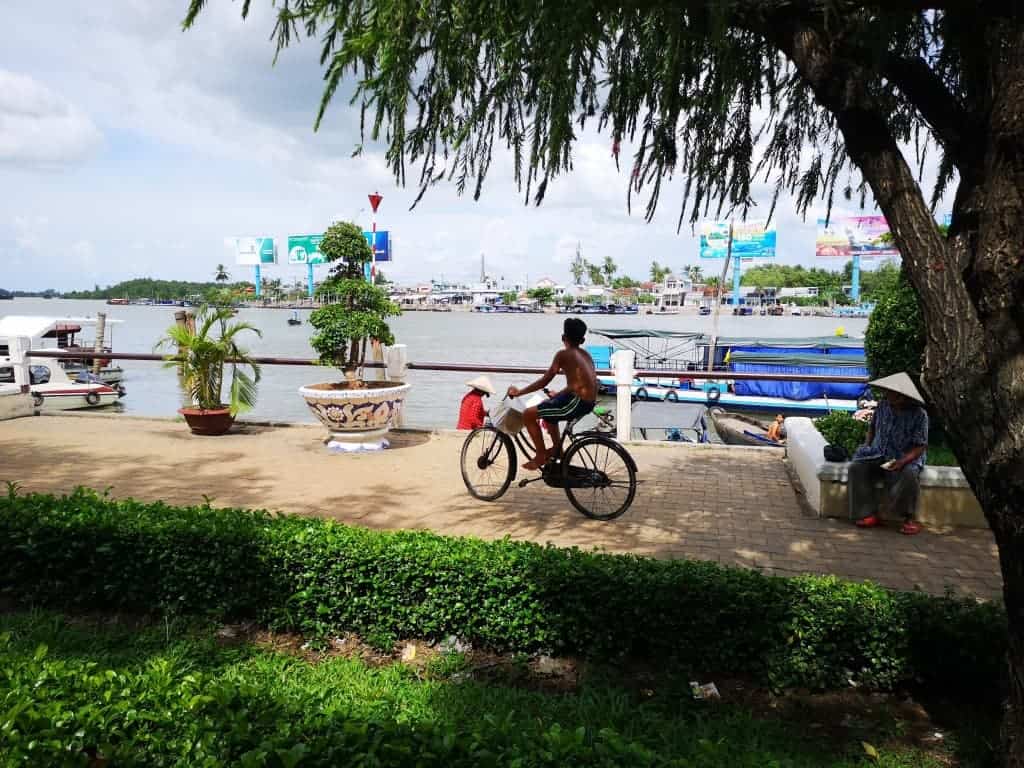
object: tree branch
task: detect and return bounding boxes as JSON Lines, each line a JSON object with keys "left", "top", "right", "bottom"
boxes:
{"left": 882, "top": 52, "right": 971, "bottom": 166}
{"left": 770, "top": 19, "right": 985, "bottom": 381}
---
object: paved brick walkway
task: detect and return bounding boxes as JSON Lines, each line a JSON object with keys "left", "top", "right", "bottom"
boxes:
{"left": 0, "top": 414, "right": 1003, "bottom": 600}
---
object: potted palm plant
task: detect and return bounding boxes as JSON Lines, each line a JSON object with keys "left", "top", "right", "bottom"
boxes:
{"left": 298, "top": 221, "right": 408, "bottom": 450}
{"left": 157, "top": 306, "right": 262, "bottom": 435}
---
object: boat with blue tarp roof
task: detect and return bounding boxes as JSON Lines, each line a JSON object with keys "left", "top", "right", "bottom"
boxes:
{"left": 586, "top": 329, "right": 868, "bottom": 416}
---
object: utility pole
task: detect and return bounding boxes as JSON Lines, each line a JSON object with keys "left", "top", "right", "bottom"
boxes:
{"left": 707, "top": 221, "right": 734, "bottom": 374}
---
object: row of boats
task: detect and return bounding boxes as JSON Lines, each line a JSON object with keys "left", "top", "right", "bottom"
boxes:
{"left": 585, "top": 328, "right": 869, "bottom": 446}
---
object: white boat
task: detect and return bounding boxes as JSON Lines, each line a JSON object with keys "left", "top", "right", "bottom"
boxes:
{"left": 0, "top": 315, "right": 127, "bottom": 411}
{"left": 27, "top": 362, "right": 122, "bottom": 411}
{"left": 40, "top": 320, "right": 125, "bottom": 385}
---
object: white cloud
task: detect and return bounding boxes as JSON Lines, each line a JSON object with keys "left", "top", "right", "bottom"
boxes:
{"left": 0, "top": 3, "right": 956, "bottom": 292}
{"left": 13, "top": 215, "right": 49, "bottom": 251}
{"left": 0, "top": 71, "right": 101, "bottom": 168}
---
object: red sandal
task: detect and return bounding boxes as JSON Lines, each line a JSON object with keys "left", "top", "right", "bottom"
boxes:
{"left": 856, "top": 515, "right": 882, "bottom": 528}
{"left": 900, "top": 521, "right": 922, "bottom": 536}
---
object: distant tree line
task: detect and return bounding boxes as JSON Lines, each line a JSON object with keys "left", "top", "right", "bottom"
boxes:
{"left": 62, "top": 278, "right": 252, "bottom": 301}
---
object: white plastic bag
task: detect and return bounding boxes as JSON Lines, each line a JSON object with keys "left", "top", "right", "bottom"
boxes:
{"left": 491, "top": 398, "right": 526, "bottom": 434}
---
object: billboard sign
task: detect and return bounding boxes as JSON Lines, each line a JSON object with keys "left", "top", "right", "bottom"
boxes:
{"left": 815, "top": 216, "right": 899, "bottom": 258}
{"left": 699, "top": 220, "right": 776, "bottom": 260}
{"left": 363, "top": 230, "right": 391, "bottom": 262}
{"left": 227, "top": 236, "right": 276, "bottom": 265}
{"left": 287, "top": 234, "right": 325, "bottom": 265}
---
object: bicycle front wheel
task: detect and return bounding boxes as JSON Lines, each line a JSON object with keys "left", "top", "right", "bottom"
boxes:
{"left": 460, "top": 427, "right": 516, "bottom": 501}
{"left": 561, "top": 437, "right": 637, "bottom": 520}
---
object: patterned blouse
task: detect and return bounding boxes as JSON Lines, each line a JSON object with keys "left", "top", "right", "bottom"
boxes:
{"left": 868, "top": 399, "right": 929, "bottom": 470}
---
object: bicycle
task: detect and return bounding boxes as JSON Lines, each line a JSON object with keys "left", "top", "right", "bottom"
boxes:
{"left": 459, "top": 400, "right": 638, "bottom": 520}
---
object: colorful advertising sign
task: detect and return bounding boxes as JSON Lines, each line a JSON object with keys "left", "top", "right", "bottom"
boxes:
{"left": 226, "top": 236, "right": 276, "bottom": 266}
{"left": 287, "top": 234, "right": 325, "bottom": 265}
{"left": 815, "top": 216, "right": 899, "bottom": 259}
{"left": 699, "top": 220, "right": 776, "bottom": 260}
{"left": 363, "top": 230, "right": 391, "bottom": 262}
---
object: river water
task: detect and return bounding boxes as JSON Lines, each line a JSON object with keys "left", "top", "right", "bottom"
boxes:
{"left": 5, "top": 298, "right": 867, "bottom": 429}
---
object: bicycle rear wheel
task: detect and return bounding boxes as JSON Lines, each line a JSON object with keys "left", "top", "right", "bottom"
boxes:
{"left": 561, "top": 436, "right": 637, "bottom": 520}
{"left": 460, "top": 427, "right": 516, "bottom": 501}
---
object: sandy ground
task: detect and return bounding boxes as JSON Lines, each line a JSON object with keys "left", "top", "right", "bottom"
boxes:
{"left": 0, "top": 413, "right": 1002, "bottom": 598}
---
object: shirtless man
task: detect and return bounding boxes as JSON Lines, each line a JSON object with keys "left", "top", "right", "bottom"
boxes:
{"left": 507, "top": 317, "right": 598, "bottom": 470}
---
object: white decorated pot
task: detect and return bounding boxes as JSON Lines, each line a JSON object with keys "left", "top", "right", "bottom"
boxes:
{"left": 299, "top": 381, "right": 410, "bottom": 450}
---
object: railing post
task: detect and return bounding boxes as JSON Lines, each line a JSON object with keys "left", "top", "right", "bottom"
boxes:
{"left": 611, "top": 349, "right": 635, "bottom": 442}
{"left": 8, "top": 335, "right": 31, "bottom": 393}
{"left": 92, "top": 312, "right": 107, "bottom": 375}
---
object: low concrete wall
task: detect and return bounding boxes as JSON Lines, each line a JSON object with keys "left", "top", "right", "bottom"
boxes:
{"left": 785, "top": 416, "right": 986, "bottom": 529}
{"left": 0, "top": 387, "right": 32, "bottom": 421}
{"left": 784, "top": 417, "right": 828, "bottom": 512}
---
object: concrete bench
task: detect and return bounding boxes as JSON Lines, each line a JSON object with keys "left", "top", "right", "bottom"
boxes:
{"left": 785, "top": 417, "right": 985, "bottom": 529}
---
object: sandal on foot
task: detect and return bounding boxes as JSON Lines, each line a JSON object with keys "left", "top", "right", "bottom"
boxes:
{"left": 900, "top": 521, "right": 922, "bottom": 536}
{"left": 855, "top": 515, "right": 882, "bottom": 528}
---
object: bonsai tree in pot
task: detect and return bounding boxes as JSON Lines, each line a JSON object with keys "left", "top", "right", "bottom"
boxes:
{"left": 157, "top": 305, "right": 261, "bottom": 435}
{"left": 300, "top": 221, "right": 407, "bottom": 450}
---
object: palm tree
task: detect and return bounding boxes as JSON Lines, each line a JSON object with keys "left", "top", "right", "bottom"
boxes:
{"left": 586, "top": 262, "right": 604, "bottom": 286}
{"left": 602, "top": 256, "right": 617, "bottom": 285}
{"left": 157, "top": 305, "right": 261, "bottom": 416}
{"left": 686, "top": 264, "right": 704, "bottom": 284}
{"left": 214, "top": 264, "right": 230, "bottom": 283}
{"left": 649, "top": 261, "right": 669, "bottom": 284}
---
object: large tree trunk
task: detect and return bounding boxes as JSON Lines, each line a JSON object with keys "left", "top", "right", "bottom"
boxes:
{"left": 780, "top": 15, "right": 1024, "bottom": 764}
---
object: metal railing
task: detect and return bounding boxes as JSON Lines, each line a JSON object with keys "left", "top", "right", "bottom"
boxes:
{"left": 27, "top": 349, "right": 870, "bottom": 384}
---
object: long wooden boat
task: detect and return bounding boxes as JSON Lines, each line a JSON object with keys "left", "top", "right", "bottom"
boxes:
{"left": 708, "top": 408, "right": 784, "bottom": 448}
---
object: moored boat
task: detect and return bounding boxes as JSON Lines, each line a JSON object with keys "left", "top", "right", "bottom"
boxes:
{"left": 708, "top": 407, "right": 784, "bottom": 447}
{"left": 0, "top": 316, "right": 128, "bottom": 401}
{"left": 587, "top": 329, "right": 867, "bottom": 417}
{"left": 26, "top": 363, "right": 122, "bottom": 412}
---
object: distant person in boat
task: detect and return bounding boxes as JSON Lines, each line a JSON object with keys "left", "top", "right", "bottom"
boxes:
{"left": 457, "top": 376, "right": 494, "bottom": 430}
{"left": 507, "top": 317, "right": 598, "bottom": 470}
{"left": 849, "top": 373, "right": 928, "bottom": 536}
{"left": 766, "top": 414, "right": 786, "bottom": 443}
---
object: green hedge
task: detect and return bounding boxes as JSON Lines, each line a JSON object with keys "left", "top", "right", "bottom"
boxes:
{"left": 815, "top": 411, "right": 870, "bottom": 457}
{"left": 0, "top": 488, "right": 1005, "bottom": 694}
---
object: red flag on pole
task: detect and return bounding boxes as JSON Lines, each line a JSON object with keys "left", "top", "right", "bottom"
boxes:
{"left": 368, "top": 192, "right": 383, "bottom": 212}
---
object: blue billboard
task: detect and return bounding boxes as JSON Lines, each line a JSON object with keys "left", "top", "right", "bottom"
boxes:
{"left": 363, "top": 230, "right": 391, "bottom": 262}
{"left": 699, "top": 221, "right": 776, "bottom": 259}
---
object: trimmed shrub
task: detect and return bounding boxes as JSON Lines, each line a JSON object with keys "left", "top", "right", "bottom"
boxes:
{"left": 864, "top": 272, "right": 924, "bottom": 380}
{"left": 815, "top": 411, "right": 869, "bottom": 456}
{"left": 0, "top": 488, "right": 1005, "bottom": 695}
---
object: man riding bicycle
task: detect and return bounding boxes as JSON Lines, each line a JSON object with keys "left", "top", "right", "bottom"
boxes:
{"left": 506, "top": 317, "right": 598, "bottom": 470}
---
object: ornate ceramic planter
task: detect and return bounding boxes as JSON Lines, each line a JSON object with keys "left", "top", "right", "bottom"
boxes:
{"left": 299, "top": 381, "right": 410, "bottom": 451}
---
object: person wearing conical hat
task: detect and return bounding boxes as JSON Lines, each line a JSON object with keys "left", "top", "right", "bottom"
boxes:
{"left": 457, "top": 375, "right": 495, "bottom": 430}
{"left": 849, "top": 372, "right": 929, "bottom": 536}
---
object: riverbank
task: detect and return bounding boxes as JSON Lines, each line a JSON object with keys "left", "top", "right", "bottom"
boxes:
{"left": 0, "top": 413, "right": 1000, "bottom": 598}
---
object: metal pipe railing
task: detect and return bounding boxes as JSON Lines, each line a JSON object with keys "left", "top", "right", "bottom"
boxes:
{"left": 27, "top": 349, "right": 869, "bottom": 384}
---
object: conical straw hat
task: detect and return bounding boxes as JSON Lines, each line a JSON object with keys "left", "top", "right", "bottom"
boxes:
{"left": 465, "top": 375, "right": 495, "bottom": 395}
{"left": 868, "top": 372, "right": 925, "bottom": 405}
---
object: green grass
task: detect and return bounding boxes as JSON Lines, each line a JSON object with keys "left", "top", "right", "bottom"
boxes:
{"left": 0, "top": 611, "right": 996, "bottom": 768}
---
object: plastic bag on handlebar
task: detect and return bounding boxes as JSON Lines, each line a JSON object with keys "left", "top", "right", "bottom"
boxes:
{"left": 491, "top": 398, "right": 526, "bottom": 435}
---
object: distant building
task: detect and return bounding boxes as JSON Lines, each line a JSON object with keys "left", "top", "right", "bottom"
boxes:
{"left": 778, "top": 286, "right": 820, "bottom": 298}
{"left": 651, "top": 273, "right": 691, "bottom": 310}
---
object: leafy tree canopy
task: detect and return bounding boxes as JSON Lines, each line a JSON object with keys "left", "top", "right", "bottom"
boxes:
{"left": 184, "top": 0, "right": 978, "bottom": 228}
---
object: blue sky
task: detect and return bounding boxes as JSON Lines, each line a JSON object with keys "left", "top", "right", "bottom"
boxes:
{"left": 0, "top": 2, "right": 950, "bottom": 291}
